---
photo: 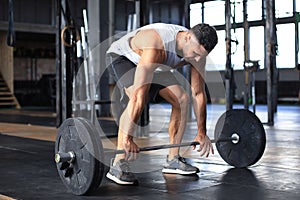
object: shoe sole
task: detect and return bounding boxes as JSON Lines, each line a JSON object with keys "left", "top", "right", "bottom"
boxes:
{"left": 162, "top": 168, "right": 199, "bottom": 175}
{"left": 106, "top": 172, "right": 136, "bottom": 185}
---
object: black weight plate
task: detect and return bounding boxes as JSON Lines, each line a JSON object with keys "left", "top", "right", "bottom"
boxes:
{"left": 214, "top": 109, "right": 266, "bottom": 168}
{"left": 55, "top": 117, "right": 104, "bottom": 195}
{"left": 79, "top": 117, "right": 105, "bottom": 194}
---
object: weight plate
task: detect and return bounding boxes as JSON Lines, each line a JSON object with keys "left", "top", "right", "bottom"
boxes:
{"left": 79, "top": 117, "right": 105, "bottom": 194}
{"left": 55, "top": 117, "right": 104, "bottom": 195}
{"left": 214, "top": 109, "right": 266, "bottom": 168}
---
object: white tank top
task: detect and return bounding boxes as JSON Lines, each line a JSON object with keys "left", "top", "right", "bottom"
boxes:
{"left": 107, "top": 23, "right": 188, "bottom": 72}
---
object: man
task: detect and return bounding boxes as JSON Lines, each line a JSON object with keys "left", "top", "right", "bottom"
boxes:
{"left": 106, "top": 23, "right": 218, "bottom": 185}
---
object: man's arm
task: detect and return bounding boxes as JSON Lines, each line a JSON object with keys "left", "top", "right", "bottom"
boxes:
{"left": 123, "top": 48, "right": 164, "bottom": 130}
{"left": 190, "top": 58, "right": 214, "bottom": 157}
{"left": 124, "top": 29, "right": 166, "bottom": 126}
{"left": 119, "top": 30, "right": 166, "bottom": 158}
{"left": 191, "top": 60, "right": 207, "bottom": 135}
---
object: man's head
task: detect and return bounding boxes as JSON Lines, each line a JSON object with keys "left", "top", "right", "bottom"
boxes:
{"left": 180, "top": 23, "right": 218, "bottom": 63}
{"left": 190, "top": 23, "right": 218, "bottom": 54}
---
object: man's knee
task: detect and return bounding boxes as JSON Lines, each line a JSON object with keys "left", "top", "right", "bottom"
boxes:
{"left": 178, "top": 92, "right": 190, "bottom": 107}
{"left": 171, "top": 91, "right": 189, "bottom": 109}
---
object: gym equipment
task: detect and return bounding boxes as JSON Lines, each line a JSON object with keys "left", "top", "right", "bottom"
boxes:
{"left": 243, "top": 60, "right": 260, "bottom": 113}
{"left": 55, "top": 109, "right": 266, "bottom": 195}
{"left": 214, "top": 109, "right": 266, "bottom": 168}
{"left": 55, "top": 117, "right": 104, "bottom": 195}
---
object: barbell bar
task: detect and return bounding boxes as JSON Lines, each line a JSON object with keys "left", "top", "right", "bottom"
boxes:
{"left": 54, "top": 109, "right": 266, "bottom": 196}
{"left": 55, "top": 134, "right": 239, "bottom": 164}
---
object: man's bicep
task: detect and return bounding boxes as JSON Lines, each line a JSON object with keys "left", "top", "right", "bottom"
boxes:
{"left": 133, "top": 49, "right": 164, "bottom": 87}
{"left": 133, "top": 29, "right": 166, "bottom": 66}
{"left": 138, "top": 48, "right": 165, "bottom": 69}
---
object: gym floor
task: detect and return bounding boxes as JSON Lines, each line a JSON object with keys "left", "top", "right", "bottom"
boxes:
{"left": 0, "top": 104, "right": 299, "bottom": 200}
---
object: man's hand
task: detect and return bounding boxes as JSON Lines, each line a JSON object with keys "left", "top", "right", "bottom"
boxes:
{"left": 123, "top": 134, "right": 140, "bottom": 161}
{"left": 192, "top": 134, "right": 214, "bottom": 157}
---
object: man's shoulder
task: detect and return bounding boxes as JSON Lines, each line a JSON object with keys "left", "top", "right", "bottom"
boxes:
{"left": 134, "top": 29, "right": 163, "bottom": 49}
{"left": 141, "top": 23, "right": 187, "bottom": 30}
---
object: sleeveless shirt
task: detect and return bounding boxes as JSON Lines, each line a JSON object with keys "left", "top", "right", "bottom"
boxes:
{"left": 107, "top": 23, "right": 188, "bottom": 72}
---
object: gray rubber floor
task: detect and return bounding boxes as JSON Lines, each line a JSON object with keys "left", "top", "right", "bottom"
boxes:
{"left": 0, "top": 104, "right": 299, "bottom": 200}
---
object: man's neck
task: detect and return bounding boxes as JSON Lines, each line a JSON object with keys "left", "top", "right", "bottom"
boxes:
{"left": 175, "top": 31, "right": 187, "bottom": 58}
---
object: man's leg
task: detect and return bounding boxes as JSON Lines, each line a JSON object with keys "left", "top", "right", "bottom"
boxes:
{"left": 106, "top": 55, "right": 140, "bottom": 185}
{"left": 158, "top": 84, "right": 199, "bottom": 175}
{"left": 106, "top": 87, "right": 147, "bottom": 185}
{"left": 158, "top": 85, "right": 189, "bottom": 160}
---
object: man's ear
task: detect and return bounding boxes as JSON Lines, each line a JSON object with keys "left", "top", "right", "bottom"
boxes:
{"left": 186, "top": 32, "right": 193, "bottom": 43}
{"left": 184, "top": 32, "right": 190, "bottom": 42}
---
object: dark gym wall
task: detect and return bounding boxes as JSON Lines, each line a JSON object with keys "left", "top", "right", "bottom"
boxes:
{"left": 114, "top": 0, "right": 135, "bottom": 31}
{"left": 151, "top": 1, "right": 184, "bottom": 25}
{"left": 0, "top": 0, "right": 55, "bottom": 25}
{"left": 113, "top": 0, "right": 185, "bottom": 32}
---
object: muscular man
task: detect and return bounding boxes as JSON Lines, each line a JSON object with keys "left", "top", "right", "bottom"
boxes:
{"left": 106, "top": 23, "right": 218, "bottom": 185}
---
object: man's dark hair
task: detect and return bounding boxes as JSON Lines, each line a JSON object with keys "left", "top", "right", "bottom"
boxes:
{"left": 190, "top": 23, "right": 218, "bottom": 53}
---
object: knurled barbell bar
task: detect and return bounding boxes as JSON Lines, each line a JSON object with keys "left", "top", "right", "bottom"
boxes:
{"left": 55, "top": 134, "right": 238, "bottom": 163}
{"left": 54, "top": 109, "right": 266, "bottom": 196}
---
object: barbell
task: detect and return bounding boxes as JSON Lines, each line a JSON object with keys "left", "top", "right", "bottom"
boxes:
{"left": 54, "top": 109, "right": 266, "bottom": 195}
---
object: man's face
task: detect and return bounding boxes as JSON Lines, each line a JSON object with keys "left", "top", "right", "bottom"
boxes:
{"left": 182, "top": 33, "right": 208, "bottom": 63}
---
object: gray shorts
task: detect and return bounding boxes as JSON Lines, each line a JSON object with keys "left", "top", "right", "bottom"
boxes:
{"left": 107, "top": 55, "right": 179, "bottom": 103}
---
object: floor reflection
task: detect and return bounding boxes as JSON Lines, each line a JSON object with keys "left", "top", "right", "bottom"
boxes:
{"left": 162, "top": 173, "right": 200, "bottom": 193}
{"left": 216, "top": 168, "right": 266, "bottom": 200}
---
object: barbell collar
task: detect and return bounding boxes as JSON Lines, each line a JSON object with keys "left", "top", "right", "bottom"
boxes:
{"left": 216, "top": 134, "right": 239, "bottom": 144}
{"left": 55, "top": 151, "right": 76, "bottom": 164}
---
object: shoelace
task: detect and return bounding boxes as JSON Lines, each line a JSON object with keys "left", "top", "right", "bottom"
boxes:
{"left": 120, "top": 161, "right": 131, "bottom": 174}
{"left": 178, "top": 156, "right": 187, "bottom": 163}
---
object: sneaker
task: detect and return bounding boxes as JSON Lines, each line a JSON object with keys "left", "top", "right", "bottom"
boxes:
{"left": 162, "top": 155, "right": 200, "bottom": 175}
{"left": 106, "top": 159, "right": 138, "bottom": 185}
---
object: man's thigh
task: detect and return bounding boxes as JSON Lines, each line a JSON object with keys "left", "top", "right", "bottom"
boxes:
{"left": 107, "top": 55, "right": 136, "bottom": 89}
{"left": 149, "top": 71, "right": 181, "bottom": 103}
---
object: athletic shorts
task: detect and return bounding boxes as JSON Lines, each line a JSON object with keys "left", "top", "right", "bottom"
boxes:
{"left": 107, "top": 55, "right": 180, "bottom": 103}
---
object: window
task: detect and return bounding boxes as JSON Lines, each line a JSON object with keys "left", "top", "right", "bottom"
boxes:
{"left": 190, "top": 3, "right": 202, "bottom": 27}
{"left": 247, "top": 0, "right": 262, "bottom": 21}
{"left": 231, "top": 28, "right": 245, "bottom": 69}
{"left": 190, "top": 0, "right": 297, "bottom": 70}
{"left": 203, "top": 1, "right": 225, "bottom": 26}
{"left": 298, "top": 22, "right": 300, "bottom": 65}
{"left": 297, "top": 1, "right": 300, "bottom": 66}
{"left": 276, "top": 23, "right": 295, "bottom": 68}
{"left": 206, "top": 29, "right": 245, "bottom": 71}
{"left": 206, "top": 30, "right": 226, "bottom": 71}
{"left": 275, "top": 0, "right": 293, "bottom": 18}
{"left": 231, "top": 0, "right": 244, "bottom": 23}
{"left": 249, "top": 26, "right": 264, "bottom": 68}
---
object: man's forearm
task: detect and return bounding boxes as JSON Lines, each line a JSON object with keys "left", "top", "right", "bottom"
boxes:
{"left": 192, "top": 92, "right": 207, "bottom": 134}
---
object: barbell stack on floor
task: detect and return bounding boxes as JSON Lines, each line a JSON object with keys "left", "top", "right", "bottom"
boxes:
{"left": 54, "top": 109, "right": 266, "bottom": 196}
